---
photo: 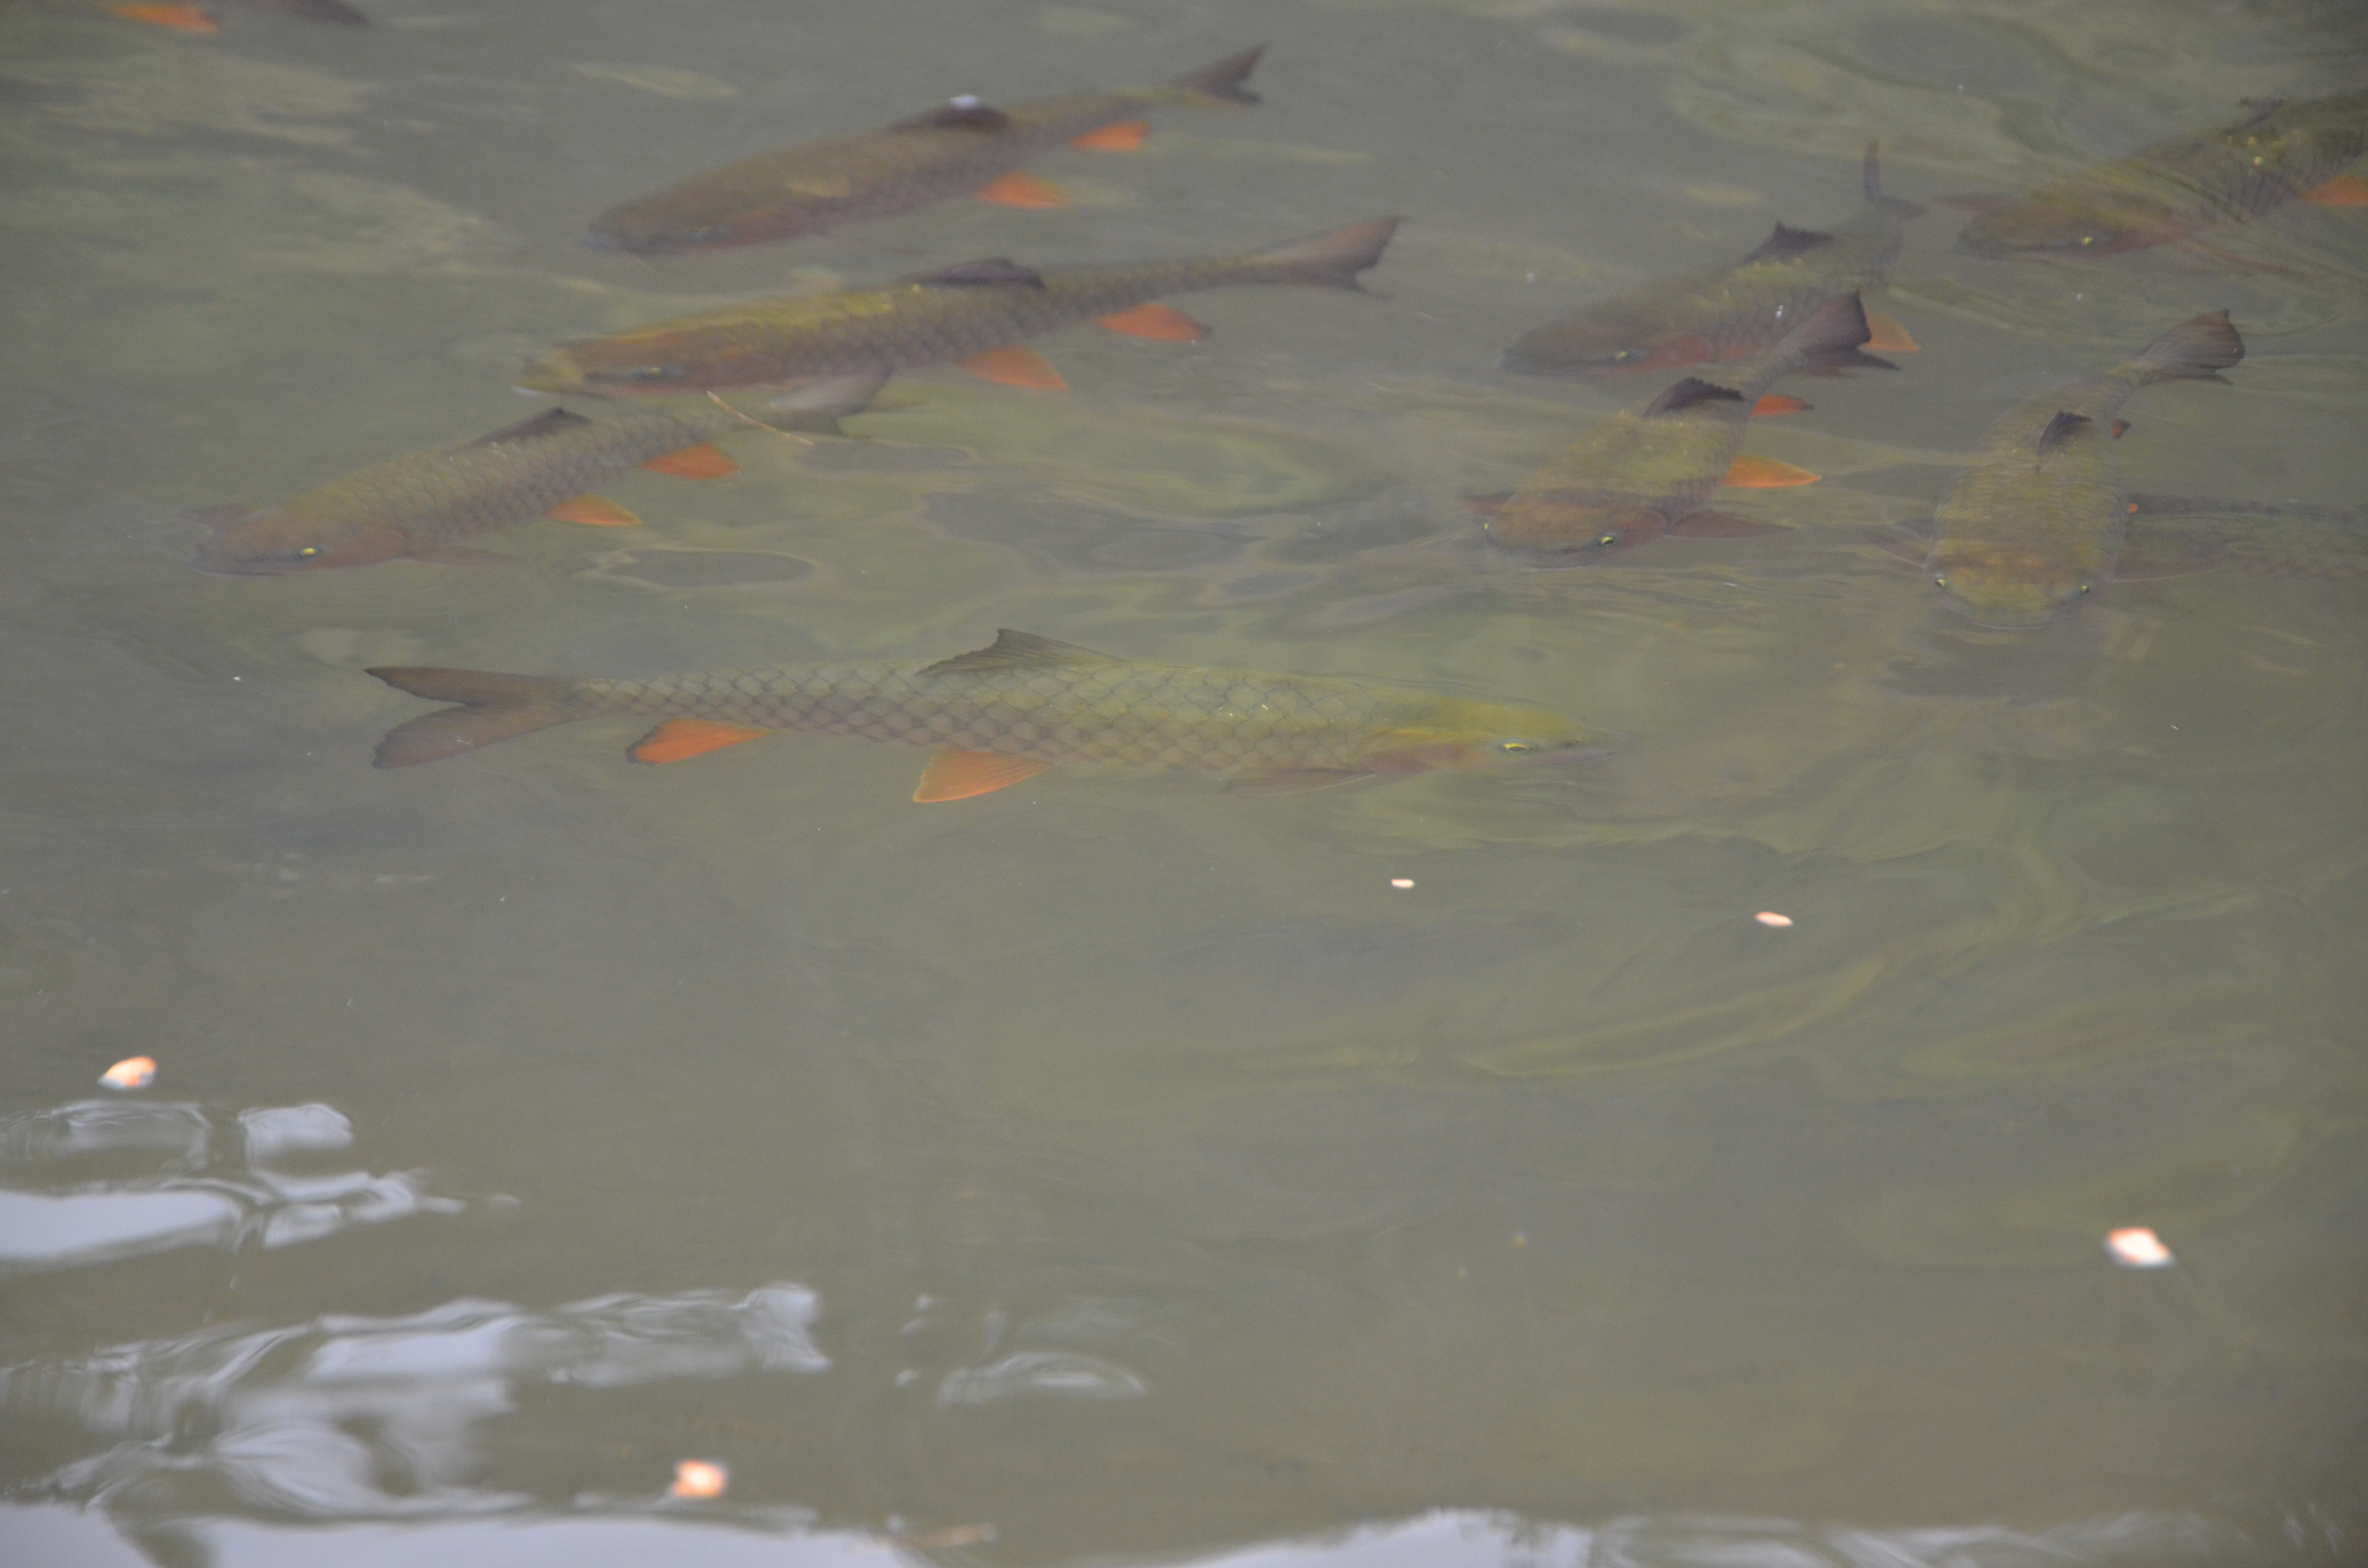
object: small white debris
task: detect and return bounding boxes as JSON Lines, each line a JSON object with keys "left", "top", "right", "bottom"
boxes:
{"left": 99, "top": 1056, "right": 158, "bottom": 1091}
{"left": 1754, "top": 911, "right": 1794, "bottom": 928}
{"left": 1390, "top": 878, "right": 1415, "bottom": 890}
{"left": 669, "top": 1459, "right": 728, "bottom": 1499}
{"left": 2105, "top": 1227, "right": 2175, "bottom": 1269}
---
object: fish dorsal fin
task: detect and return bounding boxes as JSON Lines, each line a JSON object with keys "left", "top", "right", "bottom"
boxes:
{"left": 473, "top": 407, "right": 593, "bottom": 445}
{"left": 1744, "top": 222, "right": 1836, "bottom": 262}
{"left": 1643, "top": 377, "right": 1749, "bottom": 417}
{"left": 920, "top": 628, "right": 1117, "bottom": 677}
{"left": 2036, "top": 411, "right": 2096, "bottom": 456}
{"left": 889, "top": 98, "right": 1015, "bottom": 135}
{"left": 909, "top": 257, "right": 1047, "bottom": 289}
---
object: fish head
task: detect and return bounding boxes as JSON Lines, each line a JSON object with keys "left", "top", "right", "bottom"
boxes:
{"left": 1362, "top": 699, "right": 1610, "bottom": 776}
{"left": 1927, "top": 539, "right": 2105, "bottom": 628}
{"left": 586, "top": 195, "right": 802, "bottom": 256}
{"left": 190, "top": 510, "right": 407, "bottom": 575}
{"left": 1954, "top": 196, "right": 2170, "bottom": 258}
{"left": 1483, "top": 496, "right": 1665, "bottom": 560}
{"left": 516, "top": 343, "right": 698, "bottom": 398}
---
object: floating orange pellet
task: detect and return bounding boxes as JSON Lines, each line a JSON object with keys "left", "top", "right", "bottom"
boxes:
{"left": 1754, "top": 911, "right": 1794, "bottom": 928}
{"left": 99, "top": 1056, "right": 158, "bottom": 1090}
{"left": 2104, "top": 1227, "right": 2175, "bottom": 1268}
{"left": 1390, "top": 878, "right": 1415, "bottom": 889}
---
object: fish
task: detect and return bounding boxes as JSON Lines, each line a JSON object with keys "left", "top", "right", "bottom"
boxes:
{"left": 516, "top": 217, "right": 1399, "bottom": 418}
{"left": 188, "top": 405, "right": 754, "bottom": 575}
{"left": 585, "top": 47, "right": 1263, "bottom": 254}
{"left": 365, "top": 627, "right": 1604, "bottom": 800}
{"left": 1501, "top": 143, "right": 1923, "bottom": 378}
{"left": 1954, "top": 92, "right": 2368, "bottom": 259}
{"left": 15, "top": 0, "right": 367, "bottom": 29}
{"left": 1469, "top": 292, "right": 1894, "bottom": 559}
{"left": 1921, "top": 312, "right": 2245, "bottom": 627}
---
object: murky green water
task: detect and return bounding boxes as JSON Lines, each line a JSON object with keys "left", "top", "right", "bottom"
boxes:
{"left": 4, "top": 2, "right": 2365, "bottom": 1564}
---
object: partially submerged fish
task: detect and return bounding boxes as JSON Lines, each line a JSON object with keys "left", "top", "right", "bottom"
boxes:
{"left": 1471, "top": 292, "right": 1893, "bottom": 558}
{"left": 1923, "top": 312, "right": 2245, "bottom": 626}
{"left": 587, "top": 48, "right": 1262, "bottom": 255}
{"left": 15, "top": 0, "right": 366, "bottom": 30}
{"left": 1502, "top": 143, "right": 1922, "bottom": 378}
{"left": 189, "top": 405, "right": 751, "bottom": 575}
{"left": 367, "top": 628, "right": 1603, "bottom": 800}
{"left": 517, "top": 218, "right": 1399, "bottom": 418}
{"left": 1955, "top": 92, "right": 2368, "bottom": 259}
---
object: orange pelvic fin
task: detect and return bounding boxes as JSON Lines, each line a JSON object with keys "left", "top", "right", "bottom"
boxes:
{"left": 1071, "top": 120, "right": 1149, "bottom": 151}
{"left": 109, "top": 3, "right": 219, "bottom": 30}
{"left": 1721, "top": 454, "right": 1821, "bottom": 488}
{"left": 548, "top": 494, "right": 642, "bottom": 526}
{"left": 1752, "top": 394, "right": 1812, "bottom": 416}
{"left": 1863, "top": 310, "right": 1919, "bottom": 353}
{"left": 1096, "top": 304, "right": 1210, "bottom": 342}
{"left": 642, "top": 443, "right": 737, "bottom": 479}
{"left": 960, "top": 345, "right": 1067, "bottom": 390}
{"left": 2300, "top": 173, "right": 2368, "bottom": 206}
{"left": 2110, "top": 419, "right": 2130, "bottom": 439}
{"left": 629, "top": 717, "right": 771, "bottom": 764}
{"left": 977, "top": 171, "right": 1069, "bottom": 208}
{"left": 913, "top": 749, "right": 1049, "bottom": 803}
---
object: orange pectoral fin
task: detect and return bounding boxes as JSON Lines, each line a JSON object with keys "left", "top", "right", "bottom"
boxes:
{"left": 549, "top": 494, "right": 642, "bottom": 526}
{"left": 1096, "top": 304, "right": 1211, "bottom": 342}
{"left": 2300, "top": 173, "right": 2368, "bottom": 206}
{"left": 976, "top": 171, "right": 1069, "bottom": 208}
{"left": 1863, "top": 310, "right": 1919, "bottom": 353}
{"left": 1071, "top": 120, "right": 1148, "bottom": 151}
{"left": 913, "top": 749, "right": 1049, "bottom": 803}
{"left": 109, "top": 3, "right": 219, "bottom": 31}
{"left": 629, "top": 718, "right": 771, "bottom": 764}
{"left": 642, "top": 443, "right": 737, "bottom": 479}
{"left": 1752, "top": 394, "right": 1812, "bottom": 416}
{"left": 1721, "top": 454, "right": 1821, "bottom": 488}
{"left": 959, "top": 345, "right": 1068, "bottom": 390}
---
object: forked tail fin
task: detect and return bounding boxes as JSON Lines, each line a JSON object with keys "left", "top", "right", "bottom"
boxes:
{"left": 1862, "top": 140, "right": 1926, "bottom": 218}
{"left": 1251, "top": 217, "right": 1402, "bottom": 289}
{"left": 1776, "top": 292, "right": 1897, "bottom": 372}
{"left": 2134, "top": 310, "right": 2245, "bottom": 382}
{"left": 1166, "top": 46, "right": 1264, "bottom": 105}
{"left": 367, "top": 667, "right": 575, "bottom": 768}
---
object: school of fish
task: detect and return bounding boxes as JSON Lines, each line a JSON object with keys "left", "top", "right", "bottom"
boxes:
{"left": 89, "top": 15, "right": 2360, "bottom": 797}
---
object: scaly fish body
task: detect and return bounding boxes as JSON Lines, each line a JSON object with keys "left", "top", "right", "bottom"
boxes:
{"left": 1957, "top": 92, "right": 2368, "bottom": 257}
{"left": 1503, "top": 144, "right": 1921, "bottom": 378}
{"left": 1483, "top": 293, "right": 1888, "bottom": 557}
{"left": 368, "top": 629, "right": 1602, "bottom": 799}
{"left": 586, "top": 48, "right": 1262, "bottom": 255}
{"left": 190, "top": 405, "right": 745, "bottom": 575}
{"left": 517, "top": 218, "right": 1398, "bottom": 401}
{"left": 1926, "top": 312, "right": 2245, "bottom": 626}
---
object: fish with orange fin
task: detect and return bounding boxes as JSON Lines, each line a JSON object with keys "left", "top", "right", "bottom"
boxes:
{"left": 1469, "top": 292, "right": 1892, "bottom": 560}
{"left": 1502, "top": 143, "right": 1923, "bottom": 379}
{"left": 585, "top": 47, "right": 1262, "bottom": 255}
{"left": 1918, "top": 313, "right": 2247, "bottom": 627}
{"left": 367, "top": 628, "right": 1604, "bottom": 798}
{"left": 517, "top": 218, "right": 1399, "bottom": 422}
{"left": 16, "top": 0, "right": 366, "bottom": 29}
{"left": 1954, "top": 92, "right": 2368, "bottom": 260}
{"left": 189, "top": 405, "right": 758, "bottom": 575}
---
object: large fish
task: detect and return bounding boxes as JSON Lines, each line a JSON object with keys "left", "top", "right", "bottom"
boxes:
{"left": 1922, "top": 312, "right": 2245, "bottom": 627}
{"left": 1501, "top": 144, "right": 1922, "bottom": 378}
{"left": 516, "top": 218, "right": 1399, "bottom": 416}
{"left": 367, "top": 628, "right": 1603, "bottom": 800}
{"left": 12, "top": 0, "right": 366, "bottom": 30}
{"left": 189, "top": 405, "right": 750, "bottom": 575}
{"left": 1470, "top": 292, "right": 1893, "bottom": 559}
{"left": 586, "top": 48, "right": 1263, "bottom": 255}
{"left": 1955, "top": 92, "right": 2368, "bottom": 259}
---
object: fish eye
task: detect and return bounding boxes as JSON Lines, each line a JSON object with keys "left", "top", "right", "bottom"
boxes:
{"left": 2076, "top": 235, "right": 2096, "bottom": 247}
{"left": 1593, "top": 533, "right": 1619, "bottom": 549}
{"left": 609, "top": 365, "right": 685, "bottom": 383}
{"left": 295, "top": 546, "right": 320, "bottom": 559}
{"left": 1498, "top": 741, "right": 1535, "bottom": 753}
{"left": 1610, "top": 350, "right": 1637, "bottom": 364}
{"left": 2076, "top": 582, "right": 2091, "bottom": 595}
{"left": 1933, "top": 574, "right": 1947, "bottom": 588}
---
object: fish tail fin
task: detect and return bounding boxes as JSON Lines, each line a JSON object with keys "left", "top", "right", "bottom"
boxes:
{"left": 2133, "top": 310, "right": 2245, "bottom": 383}
{"left": 367, "top": 667, "right": 575, "bottom": 768}
{"left": 1777, "top": 292, "right": 1898, "bottom": 373}
{"left": 1165, "top": 45, "right": 1265, "bottom": 105}
{"left": 1862, "top": 140, "right": 1926, "bottom": 219}
{"left": 1251, "top": 217, "right": 1401, "bottom": 289}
